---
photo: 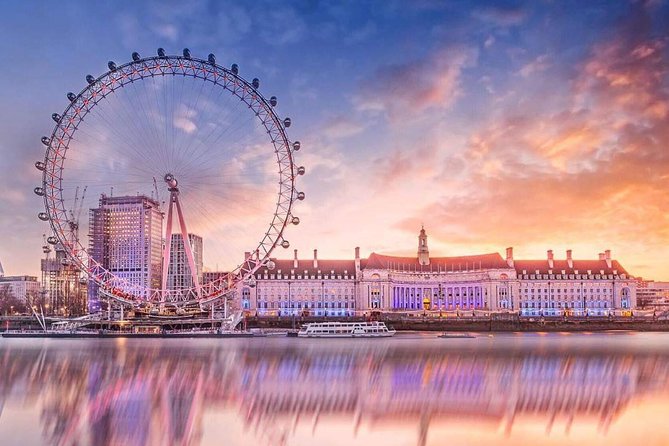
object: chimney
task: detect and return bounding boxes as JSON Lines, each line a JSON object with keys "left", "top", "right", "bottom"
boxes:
{"left": 566, "top": 249, "right": 573, "bottom": 269}
{"left": 355, "top": 247, "right": 361, "bottom": 272}
{"left": 547, "top": 250, "right": 554, "bottom": 269}
{"left": 313, "top": 249, "right": 318, "bottom": 269}
{"left": 604, "top": 249, "right": 612, "bottom": 268}
{"left": 293, "top": 249, "right": 298, "bottom": 268}
{"left": 505, "top": 247, "right": 514, "bottom": 268}
{"left": 598, "top": 252, "right": 605, "bottom": 261}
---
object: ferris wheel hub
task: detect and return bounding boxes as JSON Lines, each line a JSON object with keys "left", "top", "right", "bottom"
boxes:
{"left": 164, "top": 173, "right": 179, "bottom": 190}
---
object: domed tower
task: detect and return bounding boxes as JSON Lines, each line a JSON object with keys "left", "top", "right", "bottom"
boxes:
{"left": 418, "top": 226, "right": 430, "bottom": 266}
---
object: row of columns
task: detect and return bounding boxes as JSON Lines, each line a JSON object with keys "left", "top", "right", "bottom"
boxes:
{"left": 391, "top": 285, "right": 487, "bottom": 310}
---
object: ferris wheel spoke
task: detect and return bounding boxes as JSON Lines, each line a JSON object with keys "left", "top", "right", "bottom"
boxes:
{"left": 96, "top": 90, "right": 161, "bottom": 172}
{"left": 151, "top": 75, "right": 172, "bottom": 166}
{"left": 83, "top": 103, "right": 158, "bottom": 173}
{"left": 64, "top": 144, "right": 161, "bottom": 188}
{"left": 177, "top": 79, "right": 208, "bottom": 160}
{"left": 170, "top": 73, "right": 188, "bottom": 170}
{"left": 181, "top": 79, "right": 243, "bottom": 166}
{"left": 182, "top": 182, "right": 275, "bottom": 217}
{"left": 193, "top": 101, "right": 259, "bottom": 161}
{"left": 185, "top": 125, "right": 266, "bottom": 175}
{"left": 130, "top": 80, "right": 168, "bottom": 170}
{"left": 105, "top": 82, "right": 162, "bottom": 161}
{"left": 156, "top": 74, "right": 181, "bottom": 169}
{"left": 170, "top": 69, "right": 202, "bottom": 164}
{"left": 183, "top": 89, "right": 251, "bottom": 157}
{"left": 126, "top": 79, "right": 166, "bottom": 167}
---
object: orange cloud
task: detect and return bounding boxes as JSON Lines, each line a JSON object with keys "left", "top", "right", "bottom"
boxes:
{"left": 389, "top": 5, "right": 669, "bottom": 279}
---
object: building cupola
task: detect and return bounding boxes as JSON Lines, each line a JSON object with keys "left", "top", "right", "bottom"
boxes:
{"left": 418, "top": 226, "right": 430, "bottom": 266}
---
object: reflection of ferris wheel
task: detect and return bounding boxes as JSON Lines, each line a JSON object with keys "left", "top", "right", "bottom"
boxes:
{"left": 34, "top": 48, "right": 305, "bottom": 309}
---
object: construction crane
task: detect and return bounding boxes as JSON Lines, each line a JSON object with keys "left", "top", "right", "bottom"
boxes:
{"left": 67, "top": 185, "right": 87, "bottom": 251}
{"left": 152, "top": 176, "right": 163, "bottom": 207}
{"left": 40, "top": 234, "right": 53, "bottom": 313}
{"left": 52, "top": 185, "right": 87, "bottom": 316}
{"left": 38, "top": 186, "right": 89, "bottom": 317}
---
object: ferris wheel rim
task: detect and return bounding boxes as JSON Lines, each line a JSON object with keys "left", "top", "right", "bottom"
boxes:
{"left": 38, "top": 51, "right": 301, "bottom": 306}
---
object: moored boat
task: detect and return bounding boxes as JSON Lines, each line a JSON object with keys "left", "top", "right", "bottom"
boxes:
{"left": 297, "top": 321, "right": 396, "bottom": 338}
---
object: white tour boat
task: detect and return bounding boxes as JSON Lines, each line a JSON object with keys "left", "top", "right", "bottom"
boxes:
{"left": 297, "top": 321, "right": 396, "bottom": 338}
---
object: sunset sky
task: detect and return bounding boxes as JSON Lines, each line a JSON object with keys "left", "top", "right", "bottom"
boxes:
{"left": 0, "top": 0, "right": 668, "bottom": 279}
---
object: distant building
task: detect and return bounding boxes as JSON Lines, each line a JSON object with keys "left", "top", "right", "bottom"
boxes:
{"left": 636, "top": 279, "right": 669, "bottom": 310}
{"left": 88, "top": 194, "right": 163, "bottom": 309}
{"left": 0, "top": 275, "right": 41, "bottom": 303}
{"left": 202, "top": 271, "right": 229, "bottom": 285}
{"left": 41, "top": 244, "right": 87, "bottom": 316}
{"left": 167, "top": 233, "right": 203, "bottom": 291}
{"left": 239, "top": 228, "right": 637, "bottom": 316}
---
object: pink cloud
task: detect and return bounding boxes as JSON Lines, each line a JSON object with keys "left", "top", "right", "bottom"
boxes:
{"left": 355, "top": 46, "right": 477, "bottom": 121}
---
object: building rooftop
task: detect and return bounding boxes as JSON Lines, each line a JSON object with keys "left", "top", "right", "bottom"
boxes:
{"left": 97, "top": 194, "right": 160, "bottom": 207}
{"left": 256, "top": 259, "right": 357, "bottom": 277}
{"left": 513, "top": 260, "right": 629, "bottom": 276}
{"left": 365, "top": 252, "right": 510, "bottom": 271}
{"left": 246, "top": 229, "right": 634, "bottom": 279}
{"left": 0, "top": 275, "right": 39, "bottom": 282}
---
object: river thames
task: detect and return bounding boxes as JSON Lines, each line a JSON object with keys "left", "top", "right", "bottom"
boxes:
{"left": 1, "top": 332, "right": 668, "bottom": 446}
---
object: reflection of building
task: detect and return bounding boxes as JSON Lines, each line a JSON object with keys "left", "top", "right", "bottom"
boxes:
{"left": 636, "top": 279, "right": 669, "bottom": 310}
{"left": 88, "top": 194, "right": 163, "bottom": 307}
{"left": 1, "top": 338, "right": 669, "bottom": 446}
{"left": 238, "top": 347, "right": 647, "bottom": 444}
{"left": 40, "top": 244, "right": 87, "bottom": 316}
{"left": 240, "top": 227, "right": 637, "bottom": 316}
{"left": 167, "top": 233, "right": 203, "bottom": 291}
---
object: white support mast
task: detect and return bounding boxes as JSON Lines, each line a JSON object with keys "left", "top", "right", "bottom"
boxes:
{"left": 161, "top": 173, "right": 201, "bottom": 300}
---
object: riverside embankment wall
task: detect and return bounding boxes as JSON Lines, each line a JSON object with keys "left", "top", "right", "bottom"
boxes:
{"left": 245, "top": 316, "right": 669, "bottom": 332}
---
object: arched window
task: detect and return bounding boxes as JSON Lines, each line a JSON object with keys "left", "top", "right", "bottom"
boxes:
{"left": 621, "top": 287, "right": 631, "bottom": 309}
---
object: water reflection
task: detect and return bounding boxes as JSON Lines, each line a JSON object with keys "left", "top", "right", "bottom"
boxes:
{"left": 1, "top": 334, "right": 669, "bottom": 446}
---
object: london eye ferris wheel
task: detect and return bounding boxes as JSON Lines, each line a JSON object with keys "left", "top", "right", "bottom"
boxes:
{"left": 34, "top": 48, "right": 305, "bottom": 310}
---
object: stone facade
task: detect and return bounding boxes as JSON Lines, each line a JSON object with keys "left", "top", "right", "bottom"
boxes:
{"left": 513, "top": 249, "right": 636, "bottom": 316}
{"left": 238, "top": 229, "right": 637, "bottom": 316}
{"left": 240, "top": 249, "right": 358, "bottom": 316}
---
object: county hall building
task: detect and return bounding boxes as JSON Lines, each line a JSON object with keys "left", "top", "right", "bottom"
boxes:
{"left": 239, "top": 228, "right": 636, "bottom": 317}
